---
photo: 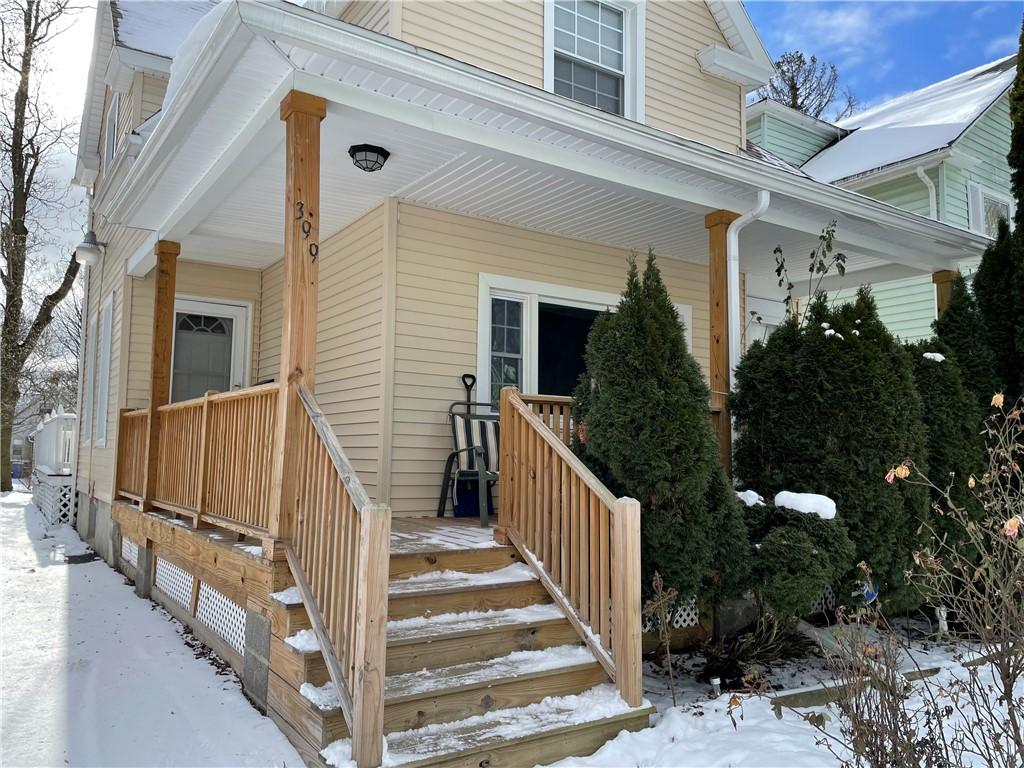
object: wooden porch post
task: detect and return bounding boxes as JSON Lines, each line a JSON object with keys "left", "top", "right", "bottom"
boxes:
{"left": 142, "top": 240, "right": 180, "bottom": 510}
{"left": 705, "top": 210, "right": 739, "bottom": 476}
{"left": 933, "top": 269, "right": 958, "bottom": 317}
{"left": 269, "top": 90, "right": 327, "bottom": 541}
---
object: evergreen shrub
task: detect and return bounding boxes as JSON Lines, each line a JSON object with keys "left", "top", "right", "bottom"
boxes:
{"left": 932, "top": 273, "right": 1001, "bottom": 408}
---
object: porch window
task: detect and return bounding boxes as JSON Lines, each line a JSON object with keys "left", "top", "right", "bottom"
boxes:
{"left": 545, "top": 0, "right": 643, "bottom": 120}
{"left": 103, "top": 93, "right": 120, "bottom": 171}
{"left": 968, "top": 182, "right": 1015, "bottom": 237}
{"left": 490, "top": 297, "right": 524, "bottom": 403}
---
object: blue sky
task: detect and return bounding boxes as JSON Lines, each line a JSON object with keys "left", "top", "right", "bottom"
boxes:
{"left": 746, "top": 1, "right": 1023, "bottom": 112}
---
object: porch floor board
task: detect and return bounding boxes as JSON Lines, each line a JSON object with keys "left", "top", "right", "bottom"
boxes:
{"left": 389, "top": 517, "right": 501, "bottom": 555}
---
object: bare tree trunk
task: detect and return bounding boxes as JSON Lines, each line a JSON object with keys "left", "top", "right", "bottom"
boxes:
{"left": 0, "top": 0, "right": 80, "bottom": 491}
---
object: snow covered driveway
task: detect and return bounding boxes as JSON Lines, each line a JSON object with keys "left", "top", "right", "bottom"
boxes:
{"left": 0, "top": 492, "right": 301, "bottom": 767}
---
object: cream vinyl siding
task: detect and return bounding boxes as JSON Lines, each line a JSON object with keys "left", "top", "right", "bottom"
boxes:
{"left": 644, "top": 0, "right": 742, "bottom": 151}
{"left": 387, "top": 201, "right": 709, "bottom": 516}
{"left": 399, "top": 1, "right": 544, "bottom": 87}
{"left": 125, "top": 262, "right": 263, "bottom": 409}
{"left": 256, "top": 260, "right": 284, "bottom": 384}
{"left": 313, "top": 204, "right": 388, "bottom": 501}
{"left": 76, "top": 223, "right": 151, "bottom": 502}
{"left": 140, "top": 73, "right": 167, "bottom": 122}
{"left": 339, "top": 0, "right": 392, "bottom": 34}
{"left": 254, "top": 208, "right": 388, "bottom": 500}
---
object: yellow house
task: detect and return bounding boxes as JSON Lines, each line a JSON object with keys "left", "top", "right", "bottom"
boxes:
{"left": 72, "top": 2, "right": 988, "bottom": 765}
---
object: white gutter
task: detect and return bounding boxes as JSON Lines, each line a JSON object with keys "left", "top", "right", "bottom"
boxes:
{"left": 916, "top": 166, "right": 938, "bottom": 220}
{"left": 726, "top": 191, "right": 770, "bottom": 385}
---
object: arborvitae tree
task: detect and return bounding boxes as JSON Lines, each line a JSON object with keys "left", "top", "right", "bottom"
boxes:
{"left": 731, "top": 289, "right": 929, "bottom": 612}
{"left": 933, "top": 273, "right": 1001, "bottom": 407}
{"left": 573, "top": 252, "right": 748, "bottom": 604}
{"left": 905, "top": 339, "right": 985, "bottom": 542}
{"left": 741, "top": 500, "right": 855, "bottom": 624}
{"left": 972, "top": 220, "right": 1024, "bottom": 400}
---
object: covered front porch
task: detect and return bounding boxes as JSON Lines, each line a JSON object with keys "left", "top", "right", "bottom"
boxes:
{"left": 100, "top": 3, "right": 986, "bottom": 765}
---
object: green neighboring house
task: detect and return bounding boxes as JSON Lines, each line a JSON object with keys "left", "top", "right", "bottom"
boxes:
{"left": 747, "top": 54, "right": 1016, "bottom": 341}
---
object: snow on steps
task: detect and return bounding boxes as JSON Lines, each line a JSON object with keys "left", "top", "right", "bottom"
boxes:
{"left": 387, "top": 563, "right": 549, "bottom": 620}
{"left": 388, "top": 563, "right": 537, "bottom": 594}
{"left": 296, "top": 644, "right": 599, "bottom": 712}
{"left": 387, "top": 603, "right": 565, "bottom": 642}
{"left": 320, "top": 684, "right": 654, "bottom": 767}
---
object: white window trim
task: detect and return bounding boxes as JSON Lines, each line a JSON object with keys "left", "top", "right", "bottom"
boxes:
{"left": 103, "top": 92, "right": 120, "bottom": 171}
{"left": 967, "top": 181, "right": 1015, "bottom": 236}
{"left": 82, "top": 312, "right": 98, "bottom": 442}
{"left": 93, "top": 293, "right": 114, "bottom": 447}
{"left": 170, "top": 296, "right": 253, "bottom": 400}
{"left": 477, "top": 273, "right": 692, "bottom": 403}
{"left": 543, "top": 0, "right": 645, "bottom": 122}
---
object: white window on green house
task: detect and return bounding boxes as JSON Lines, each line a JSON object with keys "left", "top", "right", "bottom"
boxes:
{"left": 968, "top": 182, "right": 1015, "bottom": 238}
{"left": 490, "top": 296, "right": 524, "bottom": 403}
{"left": 545, "top": 0, "right": 643, "bottom": 120}
{"left": 93, "top": 293, "right": 113, "bottom": 446}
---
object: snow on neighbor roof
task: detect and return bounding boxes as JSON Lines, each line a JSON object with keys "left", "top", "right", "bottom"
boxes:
{"left": 742, "top": 140, "right": 812, "bottom": 178}
{"left": 109, "top": 0, "right": 219, "bottom": 59}
{"left": 802, "top": 54, "right": 1017, "bottom": 184}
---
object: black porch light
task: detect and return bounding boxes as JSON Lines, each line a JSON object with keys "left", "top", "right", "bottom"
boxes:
{"left": 348, "top": 144, "right": 390, "bottom": 173}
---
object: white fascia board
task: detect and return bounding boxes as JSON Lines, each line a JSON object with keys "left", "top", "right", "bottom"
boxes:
{"left": 116, "top": 0, "right": 989, "bottom": 265}
{"left": 697, "top": 43, "right": 775, "bottom": 90}
{"left": 704, "top": 0, "right": 775, "bottom": 75}
{"left": 126, "top": 231, "right": 159, "bottom": 277}
{"left": 105, "top": 7, "right": 255, "bottom": 224}
{"left": 104, "top": 46, "right": 172, "bottom": 93}
{"left": 746, "top": 99, "right": 846, "bottom": 140}
{"left": 76, "top": 5, "right": 112, "bottom": 189}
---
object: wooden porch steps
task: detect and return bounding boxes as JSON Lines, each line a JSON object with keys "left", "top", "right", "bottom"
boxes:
{"left": 267, "top": 519, "right": 652, "bottom": 766}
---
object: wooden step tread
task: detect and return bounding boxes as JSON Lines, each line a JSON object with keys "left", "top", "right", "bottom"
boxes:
{"left": 320, "top": 684, "right": 654, "bottom": 768}
{"left": 387, "top": 604, "right": 566, "bottom": 644}
{"left": 298, "top": 644, "right": 598, "bottom": 711}
{"left": 388, "top": 563, "right": 538, "bottom": 597}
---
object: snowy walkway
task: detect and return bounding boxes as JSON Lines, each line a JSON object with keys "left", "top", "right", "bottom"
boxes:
{"left": 0, "top": 492, "right": 301, "bottom": 767}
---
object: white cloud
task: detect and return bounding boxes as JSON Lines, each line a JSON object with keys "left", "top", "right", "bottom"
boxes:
{"left": 985, "top": 34, "right": 1018, "bottom": 59}
{"left": 760, "top": 1, "right": 932, "bottom": 72}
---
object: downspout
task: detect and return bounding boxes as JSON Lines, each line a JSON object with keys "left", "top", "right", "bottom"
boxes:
{"left": 71, "top": 195, "right": 95, "bottom": 523}
{"left": 725, "top": 190, "right": 771, "bottom": 386}
{"left": 916, "top": 166, "right": 938, "bottom": 220}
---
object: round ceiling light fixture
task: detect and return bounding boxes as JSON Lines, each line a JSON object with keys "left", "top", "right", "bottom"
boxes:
{"left": 348, "top": 144, "right": 390, "bottom": 173}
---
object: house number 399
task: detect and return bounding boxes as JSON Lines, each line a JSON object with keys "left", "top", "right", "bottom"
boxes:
{"left": 295, "top": 201, "right": 319, "bottom": 263}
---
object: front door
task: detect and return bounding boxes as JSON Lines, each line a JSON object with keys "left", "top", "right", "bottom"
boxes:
{"left": 170, "top": 299, "right": 249, "bottom": 402}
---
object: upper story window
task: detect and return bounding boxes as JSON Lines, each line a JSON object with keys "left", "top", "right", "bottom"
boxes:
{"left": 545, "top": 0, "right": 644, "bottom": 121}
{"left": 103, "top": 92, "right": 120, "bottom": 171}
{"left": 969, "top": 181, "right": 1015, "bottom": 238}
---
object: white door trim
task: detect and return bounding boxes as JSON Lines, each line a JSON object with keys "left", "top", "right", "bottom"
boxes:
{"left": 171, "top": 296, "right": 253, "bottom": 397}
{"left": 477, "top": 272, "right": 692, "bottom": 403}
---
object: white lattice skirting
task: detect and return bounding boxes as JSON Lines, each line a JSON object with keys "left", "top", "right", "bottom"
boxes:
{"left": 642, "top": 596, "right": 700, "bottom": 632}
{"left": 31, "top": 472, "right": 75, "bottom": 526}
{"left": 155, "top": 557, "right": 195, "bottom": 611}
{"left": 196, "top": 583, "right": 246, "bottom": 655}
{"left": 121, "top": 537, "right": 140, "bottom": 569}
{"left": 809, "top": 585, "right": 837, "bottom": 615}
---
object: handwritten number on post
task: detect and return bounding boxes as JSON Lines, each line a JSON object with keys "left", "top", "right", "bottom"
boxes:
{"left": 295, "top": 200, "right": 319, "bottom": 263}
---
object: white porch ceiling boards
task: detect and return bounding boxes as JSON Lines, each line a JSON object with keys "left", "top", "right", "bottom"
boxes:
{"left": 108, "top": 0, "right": 988, "bottom": 279}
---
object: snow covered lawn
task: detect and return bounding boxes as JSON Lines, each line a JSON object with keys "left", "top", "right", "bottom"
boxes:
{"left": 0, "top": 492, "right": 301, "bottom": 767}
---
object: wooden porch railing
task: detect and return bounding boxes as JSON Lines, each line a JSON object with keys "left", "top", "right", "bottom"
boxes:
{"left": 116, "top": 384, "right": 279, "bottom": 534}
{"left": 115, "top": 409, "right": 150, "bottom": 500}
{"left": 520, "top": 393, "right": 573, "bottom": 446}
{"left": 286, "top": 385, "right": 389, "bottom": 767}
{"left": 498, "top": 387, "right": 642, "bottom": 707}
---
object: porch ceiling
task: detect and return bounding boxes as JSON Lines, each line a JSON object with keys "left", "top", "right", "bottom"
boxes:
{"left": 108, "top": 0, "right": 988, "bottom": 281}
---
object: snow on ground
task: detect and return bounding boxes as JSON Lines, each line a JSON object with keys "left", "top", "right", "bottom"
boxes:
{"left": 0, "top": 492, "right": 301, "bottom": 767}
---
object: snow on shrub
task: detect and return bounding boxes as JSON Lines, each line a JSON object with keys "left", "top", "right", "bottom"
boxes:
{"left": 774, "top": 491, "right": 836, "bottom": 519}
{"left": 730, "top": 288, "right": 929, "bottom": 612}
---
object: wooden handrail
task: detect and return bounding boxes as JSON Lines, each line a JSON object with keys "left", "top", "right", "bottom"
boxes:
{"left": 116, "top": 409, "right": 150, "bottom": 500}
{"left": 520, "top": 393, "right": 574, "bottom": 446}
{"left": 498, "top": 387, "right": 642, "bottom": 707}
{"left": 291, "top": 385, "right": 388, "bottom": 768}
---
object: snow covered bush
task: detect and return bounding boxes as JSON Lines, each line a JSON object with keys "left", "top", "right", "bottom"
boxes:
{"left": 730, "top": 288, "right": 929, "bottom": 612}
{"left": 573, "top": 251, "right": 748, "bottom": 604}
{"left": 740, "top": 495, "right": 854, "bottom": 624}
